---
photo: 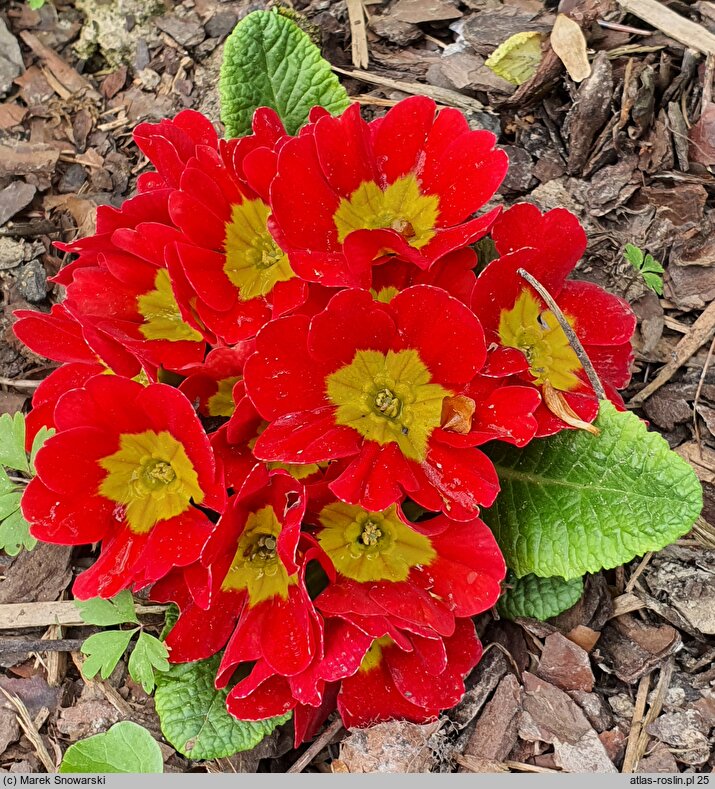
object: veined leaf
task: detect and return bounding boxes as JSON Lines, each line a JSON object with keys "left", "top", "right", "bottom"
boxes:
{"left": 219, "top": 9, "right": 349, "bottom": 137}
{"left": 155, "top": 655, "right": 290, "bottom": 760}
{"left": 59, "top": 722, "right": 163, "bottom": 773}
{"left": 483, "top": 401, "right": 702, "bottom": 579}
{"left": 498, "top": 572, "right": 584, "bottom": 621}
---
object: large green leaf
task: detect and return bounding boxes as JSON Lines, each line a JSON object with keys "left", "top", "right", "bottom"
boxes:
{"left": 155, "top": 655, "right": 290, "bottom": 760}
{"left": 59, "top": 721, "right": 163, "bottom": 773}
{"left": 483, "top": 401, "right": 702, "bottom": 579}
{"left": 498, "top": 573, "right": 584, "bottom": 621}
{"left": 219, "top": 9, "right": 349, "bottom": 137}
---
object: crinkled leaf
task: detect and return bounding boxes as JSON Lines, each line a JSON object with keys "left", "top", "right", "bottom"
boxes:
{"left": 219, "top": 9, "right": 349, "bottom": 137}
{"left": 0, "top": 505, "right": 37, "bottom": 556}
{"left": 0, "top": 413, "right": 29, "bottom": 473}
{"left": 30, "top": 426, "right": 55, "bottom": 473}
{"left": 484, "top": 31, "right": 543, "bottom": 86}
{"left": 128, "top": 632, "right": 170, "bottom": 695}
{"left": 483, "top": 401, "right": 703, "bottom": 579}
{"left": 59, "top": 721, "right": 163, "bottom": 774}
{"left": 498, "top": 572, "right": 584, "bottom": 621}
{"left": 81, "top": 629, "right": 138, "bottom": 681}
{"left": 75, "top": 590, "right": 139, "bottom": 626}
{"left": 160, "top": 602, "right": 180, "bottom": 641}
{"left": 155, "top": 655, "right": 291, "bottom": 760}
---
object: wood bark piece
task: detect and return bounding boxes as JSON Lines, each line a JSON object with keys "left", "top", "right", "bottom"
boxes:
{"left": 617, "top": 0, "right": 715, "bottom": 55}
{"left": 19, "top": 32, "right": 100, "bottom": 99}
{"left": 631, "top": 298, "right": 715, "bottom": 404}
{"left": 347, "top": 0, "right": 369, "bottom": 69}
{"left": 462, "top": 674, "right": 522, "bottom": 761}
{"left": 0, "top": 600, "right": 166, "bottom": 630}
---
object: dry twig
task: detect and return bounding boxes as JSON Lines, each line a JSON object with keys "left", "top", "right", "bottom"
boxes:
{"left": 287, "top": 717, "right": 344, "bottom": 773}
{"left": 346, "top": 0, "right": 369, "bottom": 69}
{"left": 617, "top": 0, "right": 715, "bottom": 55}
{"left": 0, "top": 687, "right": 56, "bottom": 772}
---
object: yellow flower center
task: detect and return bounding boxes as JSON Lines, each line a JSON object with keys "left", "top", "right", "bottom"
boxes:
{"left": 498, "top": 290, "right": 581, "bottom": 392}
{"left": 137, "top": 269, "right": 203, "bottom": 343}
{"left": 224, "top": 199, "right": 295, "bottom": 301}
{"left": 370, "top": 286, "right": 400, "bottom": 304}
{"left": 206, "top": 376, "right": 240, "bottom": 417}
{"left": 98, "top": 430, "right": 203, "bottom": 534}
{"left": 333, "top": 174, "right": 439, "bottom": 249}
{"left": 359, "top": 636, "right": 393, "bottom": 673}
{"left": 326, "top": 349, "right": 449, "bottom": 462}
{"left": 316, "top": 502, "right": 436, "bottom": 583}
{"left": 221, "top": 505, "right": 296, "bottom": 604}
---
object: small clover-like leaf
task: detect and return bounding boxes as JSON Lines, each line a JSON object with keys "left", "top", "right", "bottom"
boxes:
{"left": 0, "top": 413, "right": 29, "bottom": 474}
{"left": 624, "top": 242, "right": 645, "bottom": 268}
{"left": 0, "top": 505, "right": 37, "bottom": 556}
{"left": 128, "top": 632, "right": 170, "bottom": 695}
{"left": 59, "top": 721, "right": 163, "bottom": 774}
{"left": 498, "top": 573, "right": 584, "bottom": 621}
{"left": 625, "top": 244, "right": 664, "bottom": 295}
{"left": 81, "top": 629, "right": 138, "bottom": 681}
{"left": 484, "top": 401, "right": 703, "bottom": 579}
{"left": 484, "top": 31, "right": 543, "bottom": 86}
{"left": 75, "top": 590, "right": 139, "bottom": 626}
{"left": 220, "top": 9, "right": 349, "bottom": 137}
{"left": 155, "top": 655, "right": 290, "bottom": 760}
{"left": 30, "top": 426, "right": 55, "bottom": 473}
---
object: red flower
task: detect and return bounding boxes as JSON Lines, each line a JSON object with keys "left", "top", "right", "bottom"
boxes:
{"left": 269, "top": 96, "right": 507, "bottom": 288}
{"left": 179, "top": 345, "right": 253, "bottom": 420}
{"left": 56, "top": 190, "right": 207, "bottom": 373}
{"left": 153, "top": 466, "right": 321, "bottom": 678}
{"left": 307, "top": 487, "right": 505, "bottom": 636}
{"left": 245, "top": 285, "right": 504, "bottom": 520}
{"left": 22, "top": 376, "right": 218, "bottom": 598}
{"left": 13, "top": 304, "right": 145, "bottom": 445}
{"left": 472, "top": 203, "right": 636, "bottom": 435}
{"left": 135, "top": 109, "right": 307, "bottom": 344}
{"left": 337, "top": 617, "right": 482, "bottom": 728}
{"left": 224, "top": 616, "right": 371, "bottom": 737}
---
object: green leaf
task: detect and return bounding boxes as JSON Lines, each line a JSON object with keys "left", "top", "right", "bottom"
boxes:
{"left": 498, "top": 573, "right": 584, "bottom": 621}
{"left": 30, "top": 426, "right": 54, "bottom": 473}
{"left": 159, "top": 602, "right": 180, "bottom": 641}
{"left": 483, "top": 401, "right": 703, "bottom": 579}
{"left": 59, "top": 721, "right": 163, "bottom": 773}
{"left": 0, "top": 506, "right": 37, "bottom": 556}
{"left": 0, "top": 491, "right": 20, "bottom": 521}
{"left": 624, "top": 243, "right": 644, "bottom": 267}
{"left": 0, "top": 468, "right": 14, "bottom": 494}
{"left": 28, "top": 0, "right": 46, "bottom": 9}
{"left": 128, "top": 632, "right": 170, "bottom": 694}
{"left": 81, "top": 629, "right": 138, "bottom": 681}
{"left": 642, "top": 271, "right": 664, "bottom": 295}
{"left": 219, "top": 9, "right": 349, "bottom": 137}
{"left": 0, "top": 413, "right": 29, "bottom": 473}
{"left": 75, "top": 590, "right": 139, "bottom": 626}
{"left": 155, "top": 655, "right": 291, "bottom": 760}
{"left": 484, "top": 31, "right": 543, "bottom": 86}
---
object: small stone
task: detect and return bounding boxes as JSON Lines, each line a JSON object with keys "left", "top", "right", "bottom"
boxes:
{"left": 370, "top": 15, "right": 422, "bottom": 46}
{"left": 537, "top": 632, "right": 595, "bottom": 692}
{"left": 58, "top": 163, "right": 88, "bottom": 194}
{"left": 0, "top": 19, "right": 24, "bottom": 98}
{"left": 16, "top": 259, "right": 48, "bottom": 303}
{"left": 0, "top": 238, "right": 24, "bottom": 271}
{"left": 0, "top": 181, "right": 36, "bottom": 226}
{"left": 598, "top": 728, "right": 626, "bottom": 765}
{"left": 204, "top": 10, "right": 237, "bottom": 39}
{"left": 156, "top": 14, "right": 205, "bottom": 47}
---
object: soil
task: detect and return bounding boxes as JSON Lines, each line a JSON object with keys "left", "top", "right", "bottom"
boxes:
{"left": 0, "top": 0, "right": 714, "bottom": 774}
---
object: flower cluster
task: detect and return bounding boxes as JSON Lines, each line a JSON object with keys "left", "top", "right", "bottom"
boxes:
{"left": 17, "top": 97, "right": 635, "bottom": 738}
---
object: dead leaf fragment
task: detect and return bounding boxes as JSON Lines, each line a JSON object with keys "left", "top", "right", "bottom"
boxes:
{"left": 550, "top": 14, "right": 591, "bottom": 82}
{"left": 441, "top": 395, "right": 475, "bottom": 434}
{"left": 485, "top": 31, "right": 544, "bottom": 86}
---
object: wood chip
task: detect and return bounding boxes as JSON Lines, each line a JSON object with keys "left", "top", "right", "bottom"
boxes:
{"left": 347, "top": 0, "right": 369, "bottom": 69}
{"left": 19, "top": 31, "right": 100, "bottom": 99}
{"left": 630, "top": 298, "right": 715, "bottom": 404}
{"left": 617, "top": 0, "right": 715, "bottom": 55}
{"left": 0, "top": 600, "right": 166, "bottom": 630}
{"left": 536, "top": 632, "right": 595, "bottom": 692}
{"left": 0, "top": 142, "right": 59, "bottom": 179}
{"left": 550, "top": 14, "right": 591, "bottom": 82}
{"left": 463, "top": 674, "right": 522, "bottom": 761}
